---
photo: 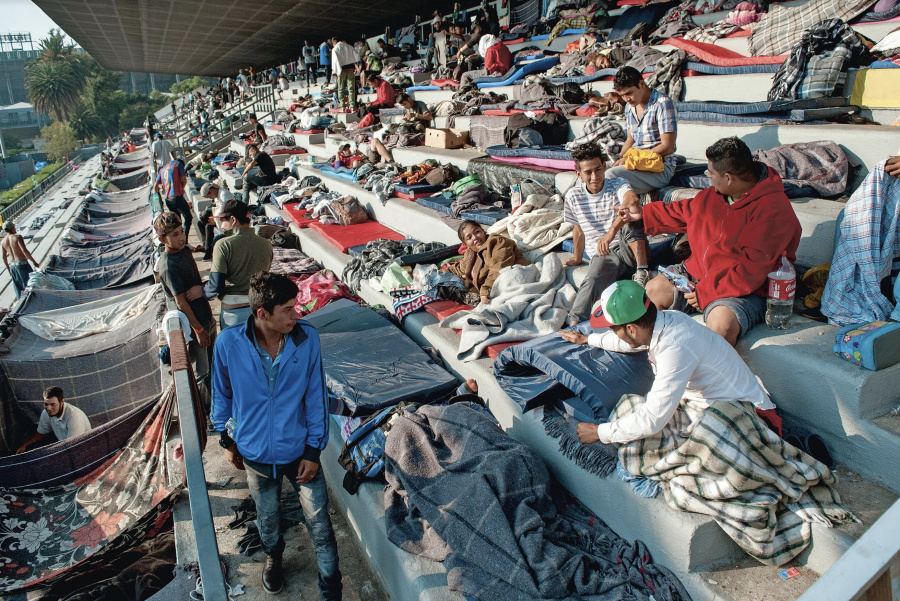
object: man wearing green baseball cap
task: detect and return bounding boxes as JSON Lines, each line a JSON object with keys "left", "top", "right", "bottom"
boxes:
{"left": 560, "top": 280, "right": 776, "bottom": 445}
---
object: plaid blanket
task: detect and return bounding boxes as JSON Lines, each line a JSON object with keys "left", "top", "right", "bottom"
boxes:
{"left": 769, "top": 19, "right": 868, "bottom": 101}
{"left": 684, "top": 22, "right": 740, "bottom": 44}
{"left": 749, "top": 0, "right": 873, "bottom": 56}
{"left": 646, "top": 50, "right": 688, "bottom": 101}
{"left": 614, "top": 394, "right": 856, "bottom": 565}
{"left": 566, "top": 116, "right": 627, "bottom": 159}
{"left": 822, "top": 160, "right": 900, "bottom": 326}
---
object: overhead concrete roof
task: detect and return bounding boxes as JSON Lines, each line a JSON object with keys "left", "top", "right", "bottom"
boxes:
{"left": 33, "top": 0, "right": 454, "bottom": 77}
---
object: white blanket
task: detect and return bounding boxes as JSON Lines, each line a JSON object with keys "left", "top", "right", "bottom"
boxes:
{"left": 19, "top": 284, "right": 161, "bottom": 341}
{"left": 440, "top": 254, "right": 575, "bottom": 361}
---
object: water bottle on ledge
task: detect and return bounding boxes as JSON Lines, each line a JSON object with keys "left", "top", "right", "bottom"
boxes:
{"left": 766, "top": 253, "right": 796, "bottom": 329}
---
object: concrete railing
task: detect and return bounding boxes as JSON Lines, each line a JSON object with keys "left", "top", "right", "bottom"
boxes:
{"left": 0, "top": 156, "right": 85, "bottom": 223}
{"left": 165, "top": 314, "right": 228, "bottom": 600}
{"left": 797, "top": 498, "right": 900, "bottom": 601}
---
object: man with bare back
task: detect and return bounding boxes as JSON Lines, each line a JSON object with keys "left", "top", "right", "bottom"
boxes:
{"left": 1, "top": 221, "right": 38, "bottom": 299}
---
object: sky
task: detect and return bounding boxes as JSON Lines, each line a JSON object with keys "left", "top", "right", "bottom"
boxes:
{"left": 1, "top": 0, "right": 65, "bottom": 48}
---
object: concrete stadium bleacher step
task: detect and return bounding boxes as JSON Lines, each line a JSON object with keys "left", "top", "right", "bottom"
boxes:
{"left": 258, "top": 198, "right": 896, "bottom": 601}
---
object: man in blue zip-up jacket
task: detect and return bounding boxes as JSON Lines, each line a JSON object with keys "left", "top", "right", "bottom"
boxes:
{"left": 213, "top": 272, "right": 341, "bottom": 597}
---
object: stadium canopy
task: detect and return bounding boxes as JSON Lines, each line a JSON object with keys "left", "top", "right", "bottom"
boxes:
{"left": 33, "top": 0, "right": 458, "bottom": 77}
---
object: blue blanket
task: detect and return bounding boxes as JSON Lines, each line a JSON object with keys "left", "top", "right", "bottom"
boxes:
{"left": 476, "top": 56, "right": 560, "bottom": 88}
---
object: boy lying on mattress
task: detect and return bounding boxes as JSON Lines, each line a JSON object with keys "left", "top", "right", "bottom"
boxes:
{"left": 444, "top": 220, "right": 529, "bottom": 306}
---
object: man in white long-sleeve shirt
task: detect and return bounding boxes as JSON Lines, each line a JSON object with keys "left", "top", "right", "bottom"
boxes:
{"left": 560, "top": 280, "right": 775, "bottom": 445}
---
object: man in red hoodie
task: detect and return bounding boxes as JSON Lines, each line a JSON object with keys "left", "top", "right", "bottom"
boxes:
{"left": 619, "top": 137, "right": 801, "bottom": 346}
{"left": 362, "top": 73, "right": 397, "bottom": 116}
{"left": 459, "top": 36, "right": 513, "bottom": 86}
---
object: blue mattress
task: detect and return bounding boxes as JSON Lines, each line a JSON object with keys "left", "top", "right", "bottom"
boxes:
{"left": 407, "top": 85, "right": 440, "bottom": 92}
{"left": 679, "top": 105, "right": 854, "bottom": 124}
{"left": 684, "top": 61, "right": 780, "bottom": 75}
{"left": 548, "top": 65, "right": 652, "bottom": 84}
{"left": 476, "top": 56, "right": 560, "bottom": 88}
{"left": 486, "top": 144, "right": 572, "bottom": 160}
{"left": 675, "top": 96, "right": 847, "bottom": 115}
{"left": 304, "top": 298, "right": 458, "bottom": 417}
{"left": 515, "top": 53, "right": 545, "bottom": 63}
{"left": 531, "top": 27, "right": 587, "bottom": 41}
{"left": 415, "top": 195, "right": 510, "bottom": 225}
{"left": 312, "top": 162, "right": 359, "bottom": 181}
{"left": 870, "top": 60, "right": 900, "bottom": 69}
{"left": 393, "top": 183, "right": 444, "bottom": 196}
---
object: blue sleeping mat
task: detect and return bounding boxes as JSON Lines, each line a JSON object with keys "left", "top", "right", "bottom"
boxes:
{"left": 675, "top": 96, "right": 846, "bottom": 115}
{"left": 476, "top": 56, "right": 560, "bottom": 88}
{"left": 869, "top": 60, "right": 900, "bottom": 69}
{"left": 515, "top": 53, "right": 545, "bottom": 63}
{"left": 493, "top": 322, "right": 654, "bottom": 423}
{"left": 415, "top": 195, "right": 510, "bottom": 225}
{"left": 531, "top": 27, "right": 587, "bottom": 41}
{"left": 304, "top": 299, "right": 459, "bottom": 417}
{"left": 548, "top": 65, "right": 653, "bottom": 84}
{"left": 486, "top": 144, "right": 573, "bottom": 160}
{"left": 684, "top": 61, "right": 780, "bottom": 75}
{"left": 312, "top": 162, "right": 359, "bottom": 181}
{"left": 679, "top": 106, "right": 854, "bottom": 124}
{"left": 393, "top": 183, "right": 444, "bottom": 196}
{"left": 407, "top": 85, "right": 440, "bottom": 92}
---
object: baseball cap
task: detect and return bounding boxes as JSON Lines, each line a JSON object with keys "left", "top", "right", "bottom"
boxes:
{"left": 153, "top": 212, "right": 182, "bottom": 237}
{"left": 199, "top": 182, "right": 219, "bottom": 197}
{"left": 590, "top": 280, "right": 651, "bottom": 328}
{"left": 213, "top": 199, "right": 249, "bottom": 221}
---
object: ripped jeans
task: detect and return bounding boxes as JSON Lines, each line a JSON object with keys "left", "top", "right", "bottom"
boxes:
{"left": 245, "top": 458, "right": 342, "bottom": 600}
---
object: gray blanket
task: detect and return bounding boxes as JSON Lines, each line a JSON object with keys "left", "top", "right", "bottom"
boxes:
{"left": 440, "top": 254, "right": 575, "bottom": 361}
{"left": 384, "top": 404, "right": 692, "bottom": 601}
{"left": 753, "top": 140, "right": 856, "bottom": 197}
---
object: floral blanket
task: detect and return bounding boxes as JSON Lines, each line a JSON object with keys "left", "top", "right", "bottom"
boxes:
{"left": 292, "top": 270, "right": 361, "bottom": 317}
{"left": 0, "top": 388, "right": 180, "bottom": 594}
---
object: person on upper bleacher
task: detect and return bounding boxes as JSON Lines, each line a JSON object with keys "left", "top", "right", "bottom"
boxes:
{"left": 363, "top": 73, "right": 397, "bottom": 116}
{"left": 425, "top": 21, "right": 449, "bottom": 71}
{"left": 606, "top": 66, "right": 677, "bottom": 195}
{"left": 365, "top": 93, "right": 434, "bottom": 166}
{"left": 376, "top": 38, "right": 402, "bottom": 62}
{"left": 319, "top": 39, "right": 333, "bottom": 86}
{"left": 302, "top": 40, "right": 317, "bottom": 89}
{"left": 248, "top": 113, "right": 267, "bottom": 144}
{"left": 15, "top": 386, "right": 91, "bottom": 453}
{"left": 617, "top": 137, "right": 802, "bottom": 346}
{"left": 459, "top": 33, "right": 513, "bottom": 86}
{"left": 240, "top": 143, "right": 280, "bottom": 204}
{"left": 446, "top": 220, "right": 530, "bottom": 306}
{"left": 332, "top": 37, "right": 362, "bottom": 112}
{"left": 451, "top": 20, "right": 486, "bottom": 81}
{"left": 151, "top": 132, "right": 174, "bottom": 175}
{"left": 563, "top": 143, "right": 651, "bottom": 326}
{"left": 203, "top": 199, "right": 273, "bottom": 329}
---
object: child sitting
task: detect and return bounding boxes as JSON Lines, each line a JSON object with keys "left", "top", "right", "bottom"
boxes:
{"left": 445, "top": 220, "right": 529, "bottom": 305}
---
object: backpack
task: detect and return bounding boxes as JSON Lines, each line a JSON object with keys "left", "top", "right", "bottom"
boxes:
{"left": 452, "top": 174, "right": 485, "bottom": 196}
{"left": 326, "top": 196, "right": 369, "bottom": 225}
{"left": 271, "top": 229, "right": 301, "bottom": 249}
{"left": 424, "top": 163, "right": 461, "bottom": 187}
{"left": 338, "top": 393, "right": 491, "bottom": 494}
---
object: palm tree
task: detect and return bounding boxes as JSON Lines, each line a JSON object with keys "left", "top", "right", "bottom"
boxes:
{"left": 24, "top": 30, "right": 89, "bottom": 123}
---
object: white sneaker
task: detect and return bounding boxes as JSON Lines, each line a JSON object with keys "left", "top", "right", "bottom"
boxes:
{"left": 633, "top": 268, "right": 650, "bottom": 287}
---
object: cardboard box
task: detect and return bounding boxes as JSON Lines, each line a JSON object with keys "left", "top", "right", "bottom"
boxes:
{"left": 425, "top": 128, "right": 469, "bottom": 149}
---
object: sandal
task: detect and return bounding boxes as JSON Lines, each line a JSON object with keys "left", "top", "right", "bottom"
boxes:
{"left": 783, "top": 425, "right": 835, "bottom": 469}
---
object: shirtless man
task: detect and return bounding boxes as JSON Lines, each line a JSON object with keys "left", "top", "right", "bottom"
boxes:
{"left": 1, "top": 221, "right": 38, "bottom": 299}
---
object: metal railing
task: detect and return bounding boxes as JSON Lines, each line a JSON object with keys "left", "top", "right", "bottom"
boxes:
{"left": 0, "top": 156, "right": 84, "bottom": 223}
{"left": 165, "top": 314, "right": 228, "bottom": 600}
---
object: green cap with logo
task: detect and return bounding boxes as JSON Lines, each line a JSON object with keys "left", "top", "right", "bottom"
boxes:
{"left": 590, "top": 280, "right": 650, "bottom": 328}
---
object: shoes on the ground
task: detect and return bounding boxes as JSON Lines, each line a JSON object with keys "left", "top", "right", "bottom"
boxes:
{"left": 262, "top": 552, "right": 284, "bottom": 594}
{"left": 633, "top": 268, "right": 651, "bottom": 287}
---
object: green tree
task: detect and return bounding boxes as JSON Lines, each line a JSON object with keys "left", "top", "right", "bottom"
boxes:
{"left": 69, "top": 102, "right": 104, "bottom": 140}
{"left": 24, "top": 30, "right": 89, "bottom": 123}
{"left": 1, "top": 132, "right": 22, "bottom": 149}
{"left": 170, "top": 76, "right": 209, "bottom": 97}
{"left": 41, "top": 122, "right": 77, "bottom": 163}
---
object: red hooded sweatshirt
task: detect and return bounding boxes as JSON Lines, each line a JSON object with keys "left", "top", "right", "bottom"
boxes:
{"left": 643, "top": 165, "right": 801, "bottom": 309}
{"left": 484, "top": 43, "right": 513, "bottom": 75}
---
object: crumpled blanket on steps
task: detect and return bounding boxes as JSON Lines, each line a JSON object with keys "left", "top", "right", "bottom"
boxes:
{"left": 486, "top": 193, "right": 574, "bottom": 255}
{"left": 614, "top": 394, "right": 857, "bottom": 566}
{"left": 440, "top": 254, "right": 575, "bottom": 361}
{"left": 752, "top": 140, "right": 857, "bottom": 197}
{"left": 384, "top": 403, "right": 693, "bottom": 601}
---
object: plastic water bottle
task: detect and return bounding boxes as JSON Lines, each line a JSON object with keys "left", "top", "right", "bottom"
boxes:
{"left": 765, "top": 253, "right": 796, "bottom": 329}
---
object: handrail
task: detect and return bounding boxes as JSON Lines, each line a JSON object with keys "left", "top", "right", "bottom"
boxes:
{"left": 165, "top": 314, "right": 228, "bottom": 600}
{"left": 0, "top": 155, "right": 86, "bottom": 223}
{"left": 797, "top": 497, "right": 900, "bottom": 601}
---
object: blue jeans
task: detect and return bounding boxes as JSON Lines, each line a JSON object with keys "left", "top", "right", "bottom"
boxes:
{"left": 164, "top": 195, "right": 193, "bottom": 238}
{"left": 10, "top": 261, "right": 33, "bottom": 299}
{"left": 245, "top": 460, "right": 342, "bottom": 600}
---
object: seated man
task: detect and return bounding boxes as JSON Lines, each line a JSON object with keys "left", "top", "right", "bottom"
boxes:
{"left": 366, "top": 93, "right": 434, "bottom": 165}
{"left": 240, "top": 143, "right": 280, "bottom": 205}
{"left": 606, "top": 66, "right": 677, "bottom": 194}
{"left": 203, "top": 200, "right": 274, "bottom": 328}
{"left": 451, "top": 21, "right": 486, "bottom": 81}
{"left": 376, "top": 38, "right": 402, "bottom": 61}
{"left": 364, "top": 73, "right": 397, "bottom": 115}
{"left": 459, "top": 34, "right": 512, "bottom": 87}
{"left": 198, "top": 181, "right": 235, "bottom": 260}
{"left": 563, "top": 143, "right": 651, "bottom": 326}
{"left": 16, "top": 386, "right": 91, "bottom": 453}
{"left": 618, "top": 137, "right": 801, "bottom": 346}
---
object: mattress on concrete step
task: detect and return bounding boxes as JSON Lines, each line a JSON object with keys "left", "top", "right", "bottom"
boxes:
{"left": 466, "top": 156, "right": 561, "bottom": 193}
{"left": 663, "top": 37, "right": 787, "bottom": 66}
{"left": 475, "top": 56, "right": 560, "bottom": 88}
{"left": 307, "top": 219, "right": 406, "bottom": 253}
{"left": 406, "top": 85, "right": 440, "bottom": 92}
{"left": 312, "top": 162, "right": 359, "bottom": 181}
{"left": 683, "top": 61, "right": 781, "bottom": 75}
{"left": 486, "top": 145, "right": 575, "bottom": 170}
{"left": 415, "top": 195, "right": 511, "bottom": 225}
{"left": 678, "top": 106, "right": 855, "bottom": 123}
{"left": 392, "top": 183, "right": 444, "bottom": 199}
{"left": 675, "top": 96, "right": 847, "bottom": 115}
{"left": 304, "top": 298, "right": 459, "bottom": 417}
{"left": 530, "top": 27, "right": 586, "bottom": 40}
{"left": 282, "top": 202, "right": 315, "bottom": 228}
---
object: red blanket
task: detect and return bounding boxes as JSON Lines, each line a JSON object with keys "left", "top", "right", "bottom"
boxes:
{"left": 663, "top": 38, "right": 786, "bottom": 65}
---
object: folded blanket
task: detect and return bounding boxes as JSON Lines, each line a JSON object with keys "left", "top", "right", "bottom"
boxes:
{"left": 440, "top": 254, "right": 575, "bottom": 361}
{"left": 486, "top": 196, "right": 574, "bottom": 255}
{"left": 614, "top": 394, "right": 857, "bottom": 565}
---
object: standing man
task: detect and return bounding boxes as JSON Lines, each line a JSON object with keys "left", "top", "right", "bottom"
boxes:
{"left": 606, "top": 66, "right": 678, "bottom": 194}
{"left": 302, "top": 40, "right": 318, "bottom": 89}
{"left": 319, "top": 39, "right": 333, "bottom": 86}
{"left": 150, "top": 133, "right": 174, "bottom": 176}
{"left": 155, "top": 212, "right": 215, "bottom": 411}
{"left": 1, "top": 221, "right": 38, "bottom": 299}
{"left": 240, "top": 144, "right": 280, "bottom": 205}
{"left": 154, "top": 159, "right": 195, "bottom": 243}
{"left": 203, "top": 200, "right": 273, "bottom": 328}
{"left": 213, "top": 272, "right": 342, "bottom": 597}
{"left": 332, "top": 37, "right": 361, "bottom": 112}
{"left": 198, "top": 181, "right": 235, "bottom": 260}
{"left": 16, "top": 386, "right": 91, "bottom": 453}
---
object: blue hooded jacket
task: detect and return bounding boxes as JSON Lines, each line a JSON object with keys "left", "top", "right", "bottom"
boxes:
{"left": 212, "top": 317, "right": 329, "bottom": 467}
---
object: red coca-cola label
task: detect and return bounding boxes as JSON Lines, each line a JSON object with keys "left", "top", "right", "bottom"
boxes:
{"left": 768, "top": 277, "right": 796, "bottom": 300}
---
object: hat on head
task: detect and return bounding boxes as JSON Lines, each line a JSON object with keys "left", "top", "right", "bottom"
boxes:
{"left": 154, "top": 132, "right": 162, "bottom": 139}
{"left": 590, "top": 280, "right": 651, "bottom": 328}
{"left": 2, "top": 221, "right": 15, "bottom": 233}
{"left": 153, "top": 211, "right": 182, "bottom": 238}
{"left": 199, "top": 182, "right": 219, "bottom": 198}
{"left": 213, "top": 199, "right": 249, "bottom": 222}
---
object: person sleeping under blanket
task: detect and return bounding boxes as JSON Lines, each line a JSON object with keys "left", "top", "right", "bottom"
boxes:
{"left": 444, "top": 220, "right": 529, "bottom": 306}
